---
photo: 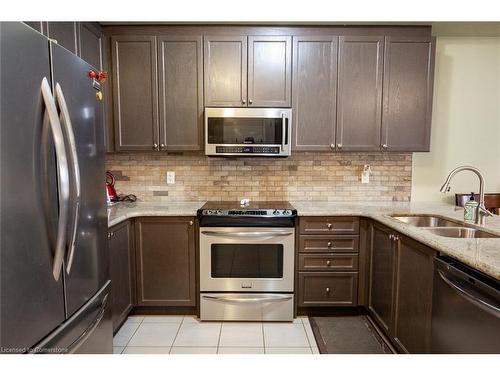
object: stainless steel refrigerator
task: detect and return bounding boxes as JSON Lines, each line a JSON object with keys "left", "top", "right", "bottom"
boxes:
{"left": 0, "top": 22, "right": 112, "bottom": 353}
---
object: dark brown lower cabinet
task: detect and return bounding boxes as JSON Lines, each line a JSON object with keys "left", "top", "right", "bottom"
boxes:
{"left": 108, "top": 220, "right": 136, "bottom": 332}
{"left": 393, "top": 236, "right": 435, "bottom": 353}
{"left": 368, "top": 221, "right": 436, "bottom": 353}
{"left": 298, "top": 272, "right": 358, "bottom": 306}
{"left": 135, "top": 217, "right": 196, "bottom": 307}
{"left": 368, "top": 223, "right": 395, "bottom": 334}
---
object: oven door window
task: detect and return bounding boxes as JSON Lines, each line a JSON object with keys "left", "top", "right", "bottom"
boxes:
{"left": 207, "top": 117, "right": 284, "bottom": 145}
{"left": 211, "top": 244, "right": 284, "bottom": 278}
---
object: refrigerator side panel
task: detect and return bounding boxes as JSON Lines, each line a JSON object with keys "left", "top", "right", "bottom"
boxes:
{"left": 0, "top": 22, "right": 66, "bottom": 350}
{"left": 50, "top": 43, "right": 109, "bottom": 317}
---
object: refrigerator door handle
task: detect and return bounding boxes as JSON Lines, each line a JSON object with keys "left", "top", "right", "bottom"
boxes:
{"left": 54, "top": 83, "right": 81, "bottom": 274}
{"left": 40, "top": 77, "right": 70, "bottom": 281}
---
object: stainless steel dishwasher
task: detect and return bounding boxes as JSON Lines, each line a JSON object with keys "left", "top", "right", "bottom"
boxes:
{"left": 431, "top": 256, "right": 500, "bottom": 353}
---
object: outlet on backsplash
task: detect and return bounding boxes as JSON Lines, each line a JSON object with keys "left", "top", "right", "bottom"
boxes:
{"left": 166, "top": 171, "right": 175, "bottom": 185}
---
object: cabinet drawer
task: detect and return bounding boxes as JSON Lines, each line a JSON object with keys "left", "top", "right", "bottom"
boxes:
{"left": 298, "top": 272, "right": 358, "bottom": 307}
{"left": 298, "top": 254, "right": 358, "bottom": 271}
{"left": 299, "top": 235, "right": 359, "bottom": 253}
{"left": 299, "top": 216, "right": 359, "bottom": 235}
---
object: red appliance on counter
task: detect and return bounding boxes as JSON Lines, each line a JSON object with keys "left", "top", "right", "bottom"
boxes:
{"left": 106, "top": 171, "right": 118, "bottom": 202}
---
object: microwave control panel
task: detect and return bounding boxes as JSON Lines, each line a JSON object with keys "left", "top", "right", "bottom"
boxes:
{"left": 215, "top": 146, "right": 280, "bottom": 154}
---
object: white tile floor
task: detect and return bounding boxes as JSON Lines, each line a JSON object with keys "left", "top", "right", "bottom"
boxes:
{"left": 113, "top": 315, "right": 319, "bottom": 354}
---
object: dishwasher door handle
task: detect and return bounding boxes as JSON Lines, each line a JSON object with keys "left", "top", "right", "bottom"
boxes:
{"left": 437, "top": 269, "right": 500, "bottom": 318}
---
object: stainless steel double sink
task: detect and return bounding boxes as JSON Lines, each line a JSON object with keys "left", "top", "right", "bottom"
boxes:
{"left": 391, "top": 215, "right": 499, "bottom": 238}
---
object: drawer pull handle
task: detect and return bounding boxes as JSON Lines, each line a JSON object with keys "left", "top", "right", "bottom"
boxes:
{"left": 326, "top": 260, "right": 331, "bottom": 266}
{"left": 327, "top": 223, "right": 332, "bottom": 229}
{"left": 327, "top": 241, "right": 332, "bottom": 247}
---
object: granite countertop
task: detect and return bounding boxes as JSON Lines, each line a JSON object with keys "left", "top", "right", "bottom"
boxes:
{"left": 107, "top": 201, "right": 205, "bottom": 227}
{"left": 291, "top": 201, "right": 500, "bottom": 281}
{"left": 108, "top": 200, "right": 500, "bottom": 280}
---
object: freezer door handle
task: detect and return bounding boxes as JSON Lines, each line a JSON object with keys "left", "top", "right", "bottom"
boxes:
{"left": 66, "top": 294, "right": 108, "bottom": 353}
{"left": 40, "top": 77, "right": 70, "bottom": 281}
{"left": 54, "top": 83, "right": 81, "bottom": 274}
{"left": 437, "top": 269, "right": 500, "bottom": 318}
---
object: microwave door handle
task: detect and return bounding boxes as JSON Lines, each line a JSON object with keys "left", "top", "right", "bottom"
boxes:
{"left": 55, "top": 83, "right": 81, "bottom": 275}
{"left": 41, "top": 78, "right": 70, "bottom": 281}
{"left": 281, "top": 113, "right": 286, "bottom": 152}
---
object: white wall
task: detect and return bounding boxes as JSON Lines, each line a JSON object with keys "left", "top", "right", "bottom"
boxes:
{"left": 412, "top": 37, "right": 500, "bottom": 203}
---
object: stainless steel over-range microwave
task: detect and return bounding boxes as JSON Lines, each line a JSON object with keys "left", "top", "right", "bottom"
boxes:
{"left": 204, "top": 107, "right": 292, "bottom": 157}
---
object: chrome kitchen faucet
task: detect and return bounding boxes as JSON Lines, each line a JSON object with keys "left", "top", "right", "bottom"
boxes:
{"left": 440, "top": 166, "right": 494, "bottom": 225}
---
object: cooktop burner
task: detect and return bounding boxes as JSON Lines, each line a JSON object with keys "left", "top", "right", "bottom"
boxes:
{"left": 197, "top": 201, "right": 297, "bottom": 227}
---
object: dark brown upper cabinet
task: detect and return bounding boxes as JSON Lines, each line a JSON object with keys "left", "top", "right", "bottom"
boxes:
{"left": 79, "top": 23, "right": 103, "bottom": 70}
{"left": 204, "top": 35, "right": 292, "bottom": 108}
{"left": 204, "top": 35, "right": 248, "bottom": 107}
{"left": 292, "top": 36, "right": 338, "bottom": 151}
{"left": 46, "top": 22, "right": 79, "bottom": 54}
{"left": 368, "top": 223, "right": 395, "bottom": 335}
{"left": 108, "top": 220, "right": 136, "bottom": 333}
{"left": 381, "top": 36, "right": 435, "bottom": 152}
{"left": 336, "top": 36, "right": 384, "bottom": 152}
{"left": 135, "top": 217, "right": 196, "bottom": 307}
{"left": 24, "top": 22, "right": 45, "bottom": 34}
{"left": 111, "top": 35, "right": 159, "bottom": 151}
{"left": 247, "top": 36, "right": 292, "bottom": 107}
{"left": 393, "top": 235, "right": 435, "bottom": 353}
{"left": 158, "top": 36, "right": 203, "bottom": 151}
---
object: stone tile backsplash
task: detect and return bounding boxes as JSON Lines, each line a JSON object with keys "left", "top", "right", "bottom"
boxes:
{"left": 105, "top": 152, "right": 412, "bottom": 202}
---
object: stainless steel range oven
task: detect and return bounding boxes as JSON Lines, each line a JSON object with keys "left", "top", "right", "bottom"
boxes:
{"left": 204, "top": 107, "right": 292, "bottom": 157}
{"left": 198, "top": 202, "right": 296, "bottom": 321}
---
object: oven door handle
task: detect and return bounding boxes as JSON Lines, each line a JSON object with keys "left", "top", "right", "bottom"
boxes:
{"left": 201, "top": 230, "right": 293, "bottom": 238}
{"left": 202, "top": 295, "right": 293, "bottom": 304}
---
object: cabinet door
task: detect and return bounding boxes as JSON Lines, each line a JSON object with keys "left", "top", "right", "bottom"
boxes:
{"left": 393, "top": 236, "right": 435, "bottom": 353}
{"left": 368, "top": 223, "right": 395, "bottom": 334}
{"left": 108, "top": 220, "right": 136, "bottom": 332}
{"left": 135, "top": 217, "right": 196, "bottom": 307}
{"left": 204, "top": 35, "right": 247, "bottom": 107}
{"left": 292, "top": 36, "right": 338, "bottom": 151}
{"left": 381, "top": 36, "right": 435, "bottom": 151}
{"left": 158, "top": 36, "right": 203, "bottom": 151}
{"left": 111, "top": 35, "right": 159, "bottom": 151}
{"left": 47, "top": 22, "right": 78, "bottom": 54}
{"left": 24, "top": 21, "right": 44, "bottom": 33}
{"left": 336, "top": 36, "right": 384, "bottom": 151}
{"left": 79, "top": 23, "right": 102, "bottom": 69}
{"left": 247, "top": 36, "right": 292, "bottom": 107}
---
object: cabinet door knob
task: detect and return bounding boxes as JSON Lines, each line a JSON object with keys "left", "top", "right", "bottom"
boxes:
{"left": 325, "top": 287, "right": 330, "bottom": 293}
{"left": 327, "top": 241, "right": 332, "bottom": 247}
{"left": 249, "top": 99, "right": 253, "bottom": 104}
{"left": 242, "top": 99, "right": 246, "bottom": 104}
{"left": 189, "top": 220, "right": 194, "bottom": 226}
{"left": 382, "top": 144, "right": 388, "bottom": 149}
{"left": 337, "top": 143, "right": 343, "bottom": 149}
{"left": 326, "top": 260, "right": 331, "bottom": 266}
{"left": 327, "top": 223, "right": 332, "bottom": 229}
{"left": 394, "top": 235, "right": 400, "bottom": 242}
{"left": 160, "top": 143, "right": 165, "bottom": 149}
{"left": 153, "top": 143, "right": 158, "bottom": 150}
{"left": 389, "top": 234, "right": 394, "bottom": 240}
{"left": 330, "top": 143, "right": 335, "bottom": 149}
{"left": 107, "top": 232, "right": 112, "bottom": 239}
